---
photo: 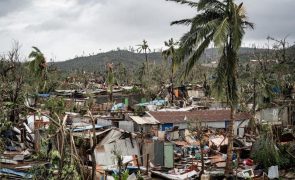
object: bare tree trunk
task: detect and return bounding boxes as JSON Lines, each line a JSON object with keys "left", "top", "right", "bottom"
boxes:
{"left": 109, "top": 85, "right": 113, "bottom": 102}
{"left": 145, "top": 49, "right": 148, "bottom": 74}
{"left": 58, "top": 129, "right": 65, "bottom": 178}
{"left": 89, "top": 111, "right": 97, "bottom": 180}
{"left": 225, "top": 106, "right": 235, "bottom": 176}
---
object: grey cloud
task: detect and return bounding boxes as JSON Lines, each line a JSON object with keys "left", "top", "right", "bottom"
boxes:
{"left": 76, "top": 0, "right": 107, "bottom": 5}
{"left": 1, "top": 0, "right": 295, "bottom": 60}
{"left": 0, "top": 0, "right": 31, "bottom": 17}
{"left": 57, "top": 7, "right": 82, "bottom": 20}
{"left": 25, "top": 19, "right": 66, "bottom": 32}
{"left": 241, "top": 0, "right": 295, "bottom": 42}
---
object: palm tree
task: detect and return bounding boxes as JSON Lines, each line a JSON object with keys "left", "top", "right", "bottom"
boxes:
{"left": 106, "top": 63, "right": 115, "bottom": 102}
{"left": 137, "top": 40, "right": 151, "bottom": 73}
{"left": 162, "top": 38, "right": 179, "bottom": 103}
{"left": 28, "top": 47, "right": 47, "bottom": 92}
{"left": 168, "top": 0, "right": 254, "bottom": 176}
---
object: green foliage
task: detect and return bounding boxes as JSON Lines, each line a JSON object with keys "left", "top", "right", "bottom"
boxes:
{"left": 28, "top": 47, "right": 48, "bottom": 93}
{"left": 275, "top": 143, "right": 295, "bottom": 169}
{"left": 0, "top": 137, "right": 5, "bottom": 154}
{"left": 136, "top": 171, "right": 144, "bottom": 180}
{"left": 251, "top": 124, "right": 295, "bottom": 170}
{"left": 112, "top": 170, "right": 129, "bottom": 180}
{"left": 0, "top": 111, "right": 12, "bottom": 132}
{"left": 30, "top": 164, "right": 52, "bottom": 180}
{"left": 113, "top": 62, "right": 130, "bottom": 85}
{"left": 32, "top": 138, "right": 50, "bottom": 160}
{"left": 162, "top": 38, "right": 180, "bottom": 72}
{"left": 30, "top": 152, "right": 81, "bottom": 180}
{"left": 169, "top": 0, "right": 253, "bottom": 106}
{"left": 61, "top": 163, "right": 81, "bottom": 180}
{"left": 54, "top": 48, "right": 267, "bottom": 73}
{"left": 45, "top": 97, "right": 65, "bottom": 116}
{"left": 251, "top": 124, "right": 280, "bottom": 168}
{"left": 54, "top": 50, "right": 162, "bottom": 72}
{"left": 30, "top": 150, "right": 59, "bottom": 180}
{"left": 29, "top": 47, "right": 46, "bottom": 76}
{"left": 0, "top": 43, "right": 27, "bottom": 123}
{"left": 75, "top": 136, "right": 89, "bottom": 148}
{"left": 134, "top": 105, "right": 146, "bottom": 116}
{"left": 49, "top": 150, "right": 61, "bottom": 166}
{"left": 123, "top": 86, "right": 142, "bottom": 94}
{"left": 238, "top": 38, "right": 295, "bottom": 108}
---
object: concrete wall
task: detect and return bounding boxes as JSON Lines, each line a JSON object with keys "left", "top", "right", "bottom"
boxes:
{"left": 174, "top": 122, "right": 188, "bottom": 130}
{"left": 119, "top": 121, "right": 134, "bottom": 132}
{"left": 187, "top": 89, "right": 205, "bottom": 98}
{"left": 256, "top": 108, "right": 281, "bottom": 124}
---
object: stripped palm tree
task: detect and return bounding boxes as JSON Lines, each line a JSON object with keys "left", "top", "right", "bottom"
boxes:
{"left": 106, "top": 63, "right": 115, "bottom": 102}
{"left": 167, "top": 0, "right": 254, "bottom": 176}
{"left": 28, "top": 47, "right": 47, "bottom": 93}
{"left": 137, "top": 40, "right": 151, "bottom": 73}
{"left": 162, "top": 38, "right": 179, "bottom": 103}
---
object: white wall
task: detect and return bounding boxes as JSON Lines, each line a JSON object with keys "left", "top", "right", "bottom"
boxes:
{"left": 235, "top": 120, "right": 249, "bottom": 137}
{"left": 94, "top": 138, "right": 140, "bottom": 166}
{"left": 256, "top": 108, "right": 281, "bottom": 124}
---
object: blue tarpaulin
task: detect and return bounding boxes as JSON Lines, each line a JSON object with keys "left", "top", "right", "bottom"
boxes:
{"left": 161, "top": 123, "right": 173, "bottom": 131}
{"left": 111, "top": 103, "right": 126, "bottom": 111}
{"left": 272, "top": 87, "right": 281, "bottom": 94}
{"left": 0, "top": 168, "right": 32, "bottom": 178}
{"left": 136, "top": 99, "right": 167, "bottom": 107}
{"left": 38, "top": 93, "right": 50, "bottom": 98}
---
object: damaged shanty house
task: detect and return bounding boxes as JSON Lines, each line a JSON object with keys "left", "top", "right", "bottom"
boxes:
{"left": 147, "top": 109, "right": 251, "bottom": 137}
{"left": 121, "top": 109, "right": 256, "bottom": 179}
{"left": 0, "top": 111, "right": 52, "bottom": 179}
{"left": 72, "top": 127, "right": 142, "bottom": 179}
{"left": 128, "top": 115, "right": 159, "bottom": 133}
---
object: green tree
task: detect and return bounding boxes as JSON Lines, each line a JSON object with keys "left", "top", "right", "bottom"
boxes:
{"left": 0, "top": 42, "right": 25, "bottom": 123}
{"left": 162, "top": 38, "right": 179, "bottom": 103}
{"left": 168, "top": 0, "right": 254, "bottom": 175}
{"left": 137, "top": 40, "right": 151, "bottom": 73}
{"left": 28, "top": 47, "right": 47, "bottom": 93}
{"left": 106, "top": 63, "right": 116, "bottom": 102}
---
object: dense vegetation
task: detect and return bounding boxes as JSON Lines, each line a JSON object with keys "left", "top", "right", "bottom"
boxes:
{"left": 53, "top": 47, "right": 274, "bottom": 72}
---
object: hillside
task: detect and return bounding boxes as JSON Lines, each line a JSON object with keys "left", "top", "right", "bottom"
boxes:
{"left": 54, "top": 50, "right": 163, "bottom": 72}
{"left": 54, "top": 48, "right": 271, "bottom": 72}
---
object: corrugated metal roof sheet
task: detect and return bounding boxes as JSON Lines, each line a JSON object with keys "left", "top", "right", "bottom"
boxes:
{"left": 71, "top": 124, "right": 104, "bottom": 132}
{"left": 99, "top": 129, "right": 122, "bottom": 145}
{"left": 129, "top": 116, "right": 159, "bottom": 125}
{"left": 149, "top": 110, "right": 251, "bottom": 124}
{"left": 72, "top": 128, "right": 111, "bottom": 138}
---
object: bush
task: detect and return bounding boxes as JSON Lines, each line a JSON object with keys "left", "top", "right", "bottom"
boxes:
{"left": 251, "top": 124, "right": 280, "bottom": 169}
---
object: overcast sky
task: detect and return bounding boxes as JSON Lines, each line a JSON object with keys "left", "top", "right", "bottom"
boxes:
{"left": 0, "top": 0, "right": 294, "bottom": 61}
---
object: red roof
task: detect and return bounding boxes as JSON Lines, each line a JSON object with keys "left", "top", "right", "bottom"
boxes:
{"left": 148, "top": 110, "right": 251, "bottom": 124}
